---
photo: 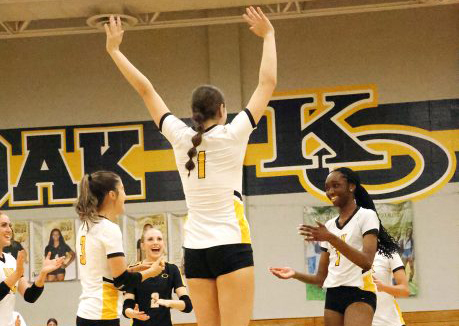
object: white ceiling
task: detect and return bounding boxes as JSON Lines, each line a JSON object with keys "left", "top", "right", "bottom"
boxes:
{"left": 0, "top": 0, "right": 457, "bottom": 39}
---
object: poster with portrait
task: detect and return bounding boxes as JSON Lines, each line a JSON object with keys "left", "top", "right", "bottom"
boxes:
{"left": 303, "top": 201, "right": 416, "bottom": 300}
{"left": 3, "top": 221, "right": 31, "bottom": 281}
{"left": 134, "top": 214, "right": 168, "bottom": 263}
{"left": 32, "top": 219, "right": 77, "bottom": 281}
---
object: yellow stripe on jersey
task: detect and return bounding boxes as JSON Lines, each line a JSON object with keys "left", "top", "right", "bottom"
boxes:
{"left": 394, "top": 299, "right": 405, "bottom": 325}
{"left": 197, "top": 151, "right": 206, "bottom": 179}
{"left": 361, "top": 270, "right": 377, "bottom": 292}
{"left": 3, "top": 268, "right": 17, "bottom": 293}
{"left": 234, "top": 199, "right": 251, "bottom": 244}
{"left": 101, "top": 283, "right": 119, "bottom": 319}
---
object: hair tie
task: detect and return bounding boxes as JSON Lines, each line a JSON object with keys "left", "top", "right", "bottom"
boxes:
{"left": 87, "top": 174, "right": 92, "bottom": 182}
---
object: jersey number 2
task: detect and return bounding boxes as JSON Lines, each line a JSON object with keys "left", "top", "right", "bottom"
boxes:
{"left": 197, "top": 151, "right": 206, "bottom": 179}
{"left": 80, "top": 236, "right": 87, "bottom": 265}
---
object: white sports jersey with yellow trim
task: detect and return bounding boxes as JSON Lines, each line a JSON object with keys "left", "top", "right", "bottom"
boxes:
{"left": 372, "top": 253, "right": 406, "bottom": 326}
{"left": 321, "top": 207, "right": 379, "bottom": 289}
{"left": 76, "top": 219, "right": 125, "bottom": 320}
{"left": 0, "top": 252, "right": 17, "bottom": 326}
{"left": 160, "top": 110, "right": 255, "bottom": 249}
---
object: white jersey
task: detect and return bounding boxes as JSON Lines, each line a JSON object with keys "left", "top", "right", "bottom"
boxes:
{"left": 13, "top": 312, "right": 27, "bottom": 326}
{"left": 76, "top": 218, "right": 125, "bottom": 320}
{"left": 160, "top": 110, "right": 256, "bottom": 249}
{"left": 372, "top": 253, "right": 406, "bottom": 326}
{"left": 0, "top": 252, "right": 17, "bottom": 326}
{"left": 321, "top": 207, "right": 379, "bottom": 290}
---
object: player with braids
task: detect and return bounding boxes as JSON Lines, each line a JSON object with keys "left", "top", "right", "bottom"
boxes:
{"left": 333, "top": 167, "right": 399, "bottom": 257}
{"left": 185, "top": 86, "right": 225, "bottom": 176}
{"left": 105, "top": 6, "right": 276, "bottom": 326}
{"left": 271, "top": 167, "right": 399, "bottom": 326}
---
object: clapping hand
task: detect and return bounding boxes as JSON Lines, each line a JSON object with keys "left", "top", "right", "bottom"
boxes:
{"left": 41, "top": 252, "right": 65, "bottom": 275}
{"left": 298, "top": 221, "right": 331, "bottom": 242}
{"left": 127, "top": 304, "right": 150, "bottom": 321}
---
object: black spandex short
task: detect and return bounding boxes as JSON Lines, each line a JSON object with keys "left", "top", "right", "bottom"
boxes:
{"left": 76, "top": 316, "right": 120, "bottom": 326}
{"left": 184, "top": 243, "right": 254, "bottom": 279}
{"left": 325, "top": 286, "right": 377, "bottom": 314}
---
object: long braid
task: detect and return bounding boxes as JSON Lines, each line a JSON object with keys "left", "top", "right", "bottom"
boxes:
{"left": 185, "top": 112, "right": 205, "bottom": 176}
{"left": 334, "top": 167, "right": 399, "bottom": 258}
{"left": 185, "top": 85, "right": 225, "bottom": 176}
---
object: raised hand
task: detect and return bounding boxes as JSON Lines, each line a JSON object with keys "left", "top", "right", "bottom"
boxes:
{"left": 104, "top": 15, "right": 124, "bottom": 53}
{"left": 269, "top": 267, "right": 295, "bottom": 279}
{"left": 15, "top": 315, "right": 21, "bottom": 326}
{"left": 143, "top": 258, "right": 165, "bottom": 280}
{"left": 41, "top": 252, "right": 65, "bottom": 275}
{"left": 126, "top": 303, "right": 150, "bottom": 321}
{"left": 372, "top": 276, "right": 385, "bottom": 292}
{"left": 243, "top": 6, "right": 274, "bottom": 38}
{"left": 15, "top": 250, "right": 26, "bottom": 277}
{"left": 157, "top": 299, "right": 172, "bottom": 308}
{"left": 298, "top": 221, "right": 331, "bottom": 242}
{"left": 128, "top": 261, "right": 153, "bottom": 272}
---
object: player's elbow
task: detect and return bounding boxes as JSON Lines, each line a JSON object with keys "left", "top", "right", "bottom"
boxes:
{"left": 260, "top": 76, "right": 277, "bottom": 90}
{"left": 399, "top": 286, "right": 410, "bottom": 297}
{"left": 316, "top": 274, "right": 326, "bottom": 287}
{"left": 362, "top": 261, "right": 373, "bottom": 271}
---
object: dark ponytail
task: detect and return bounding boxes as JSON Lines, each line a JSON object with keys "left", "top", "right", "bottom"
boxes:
{"left": 185, "top": 85, "right": 225, "bottom": 176}
{"left": 333, "top": 167, "right": 399, "bottom": 258}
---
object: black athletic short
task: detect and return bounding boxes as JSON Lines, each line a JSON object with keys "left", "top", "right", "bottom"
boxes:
{"left": 76, "top": 316, "right": 120, "bottom": 326}
{"left": 184, "top": 243, "right": 254, "bottom": 279}
{"left": 325, "top": 286, "right": 377, "bottom": 314}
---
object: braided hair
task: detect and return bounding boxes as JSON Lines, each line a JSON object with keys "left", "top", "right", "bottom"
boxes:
{"left": 333, "top": 167, "right": 399, "bottom": 258}
{"left": 185, "top": 85, "right": 225, "bottom": 176}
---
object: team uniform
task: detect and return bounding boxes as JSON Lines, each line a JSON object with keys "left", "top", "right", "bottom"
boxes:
{"left": 0, "top": 252, "right": 18, "bottom": 326}
{"left": 123, "top": 262, "right": 186, "bottom": 326}
{"left": 320, "top": 207, "right": 380, "bottom": 313}
{"left": 372, "top": 253, "right": 406, "bottom": 326}
{"left": 76, "top": 218, "right": 125, "bottom": 325}
{"left": 160, "top": 109, "right": 256, "bottom": 278}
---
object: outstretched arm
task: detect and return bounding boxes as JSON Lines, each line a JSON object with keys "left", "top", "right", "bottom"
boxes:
{"left": 243, "top": 7, "right": 277, "bottom": 124}
{"left": 18, "top": 252, "right": 65, "bottom": 303}
{"left": 105, "top": 16, "right": 170, "bottom": 126}
{"left": 270, "top": 251, "right": 329, "bottom": 286}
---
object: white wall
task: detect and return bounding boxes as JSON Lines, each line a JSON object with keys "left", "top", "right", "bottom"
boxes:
{"left": 1, "top": 4, "right": 458, "bottom": 325}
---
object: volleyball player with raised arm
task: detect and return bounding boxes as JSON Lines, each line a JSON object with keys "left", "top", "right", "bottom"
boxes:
{"left": 75, "top": 171, "right": 164, "bottom": 326}
{"left": 270, "top": 168, "right": 399, "bottom": 326}
{"left": 105, "top": 6, "right": 276, "bottom": 326}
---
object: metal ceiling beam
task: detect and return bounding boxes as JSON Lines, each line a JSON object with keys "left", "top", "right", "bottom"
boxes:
{"left": 0, "top": 0, "right": 457, "bottom": 39}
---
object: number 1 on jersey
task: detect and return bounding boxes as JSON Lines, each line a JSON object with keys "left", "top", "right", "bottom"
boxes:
{"left": 198, "top": 151, "right": 206, "bottom": 179}
{"left": 80, "top": 235, "right": 87, "bottom": 265}
{"left": 335, "top": 234, "right": 347, "bottom": 266}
